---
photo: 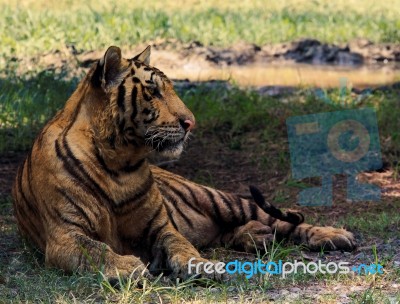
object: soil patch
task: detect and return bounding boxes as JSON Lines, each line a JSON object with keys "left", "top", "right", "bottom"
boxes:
{"left": 0, "top": 152, "right": 25, "bottom": 201}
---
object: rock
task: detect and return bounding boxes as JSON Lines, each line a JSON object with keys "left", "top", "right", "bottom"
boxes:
{"left": 280, "top": 289, "right": 290, "bottom": 295}
{"left": 281, "top": 39, "right": 363, "bottom": 65}
{"left": 289, "top": 287, "right": 302, "bottom": 293}
{"left": 268, "top": 292, "right": 280, "bottom": 300}
{"left": 227, "top": 286, "right": 237, "bottom": 292}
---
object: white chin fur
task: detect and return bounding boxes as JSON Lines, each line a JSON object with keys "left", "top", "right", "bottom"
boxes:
{"left": 159, "top": 143, "right": 184, "bottom": 159}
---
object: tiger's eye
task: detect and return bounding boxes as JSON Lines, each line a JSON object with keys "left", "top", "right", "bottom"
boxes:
{"left": 150, "top": 87, "right": 162, "bottom": 98}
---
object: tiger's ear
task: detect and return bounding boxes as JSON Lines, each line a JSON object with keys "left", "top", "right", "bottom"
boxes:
{"left": 98, "top": 46, "right": 125, "bottom": 90}
{"left": 132, "top": 45, "right": 151, "bottom": 65}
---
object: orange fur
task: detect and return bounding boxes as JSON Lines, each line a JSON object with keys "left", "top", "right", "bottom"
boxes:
{"left": 12, "top": 46, "right": 356, "bottom": 281}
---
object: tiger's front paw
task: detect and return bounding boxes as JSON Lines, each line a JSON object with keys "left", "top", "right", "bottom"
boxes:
{"left": 106, "top": 255, "right": 154, "bottom": 287}
{"left": 307, "top": 226, "right": 356, "bottom": 252}
{"left": 169, "top": 255, "right": 224, "bottom": 281}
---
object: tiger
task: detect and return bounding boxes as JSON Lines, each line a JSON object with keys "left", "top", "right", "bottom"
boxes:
{"left": 12, "top": 45, "right": 356, "bottom": 282}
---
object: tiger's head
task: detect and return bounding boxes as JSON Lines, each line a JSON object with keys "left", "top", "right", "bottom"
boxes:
{"left": 89, "top": 46, "right": 195, "bottom": 159}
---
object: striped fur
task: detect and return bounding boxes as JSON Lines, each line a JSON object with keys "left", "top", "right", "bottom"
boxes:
{"left": 12, "top": 46, "right": 356, "bottom": 281}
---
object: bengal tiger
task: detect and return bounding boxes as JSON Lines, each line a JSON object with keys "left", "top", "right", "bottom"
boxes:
{"left": 12, "top": 46, "right": 356, "bottom": 282}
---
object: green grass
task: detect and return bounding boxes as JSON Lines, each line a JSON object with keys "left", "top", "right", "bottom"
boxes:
{"left": 308, "top": 208, "right": 400, "bottom": 240}
{"left": 182, "top": 83, "right": 400, "bottom": 159}
{"left": 340, "top": 211, "right": 400, "bottom": 238}
{"left": 1, "top": 0, "right": 400, "bottom": 59}
{"left": 0, "top": 71, "right": 78, "bottom": 152}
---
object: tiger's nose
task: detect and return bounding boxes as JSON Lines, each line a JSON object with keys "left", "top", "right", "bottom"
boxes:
{"left": 180, "top": 119, "right": 195, "bottom": 131}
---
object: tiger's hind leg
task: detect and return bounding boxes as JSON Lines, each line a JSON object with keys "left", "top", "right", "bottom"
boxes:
{"left": 284, "top": 223, "right": 356, "bottom": 251}
{"left": 218, "top": 219, "right": 356, "bottom": 253}
{"left": 220, "top": 220, "right": 274, "bottom": 252}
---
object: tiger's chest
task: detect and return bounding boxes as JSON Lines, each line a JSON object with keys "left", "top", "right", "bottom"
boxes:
{"left": 110, "top": 187, "right": 163, "bottom": 251}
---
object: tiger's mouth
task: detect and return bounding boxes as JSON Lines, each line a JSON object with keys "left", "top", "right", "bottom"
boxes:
{"left": 144, "top": 127, "right": 189, "bottom": 156}
{"left": 151, "top": 137, "right": 185, "bottom": 152}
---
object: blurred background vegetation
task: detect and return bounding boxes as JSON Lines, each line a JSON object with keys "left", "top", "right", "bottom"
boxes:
{"left": 1, "top": 0, "right": 400, "bottom": 57}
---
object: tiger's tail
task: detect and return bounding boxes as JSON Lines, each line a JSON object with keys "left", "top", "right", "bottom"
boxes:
{"left": 249, "top": 185, "right": 304, "bottom": 225}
